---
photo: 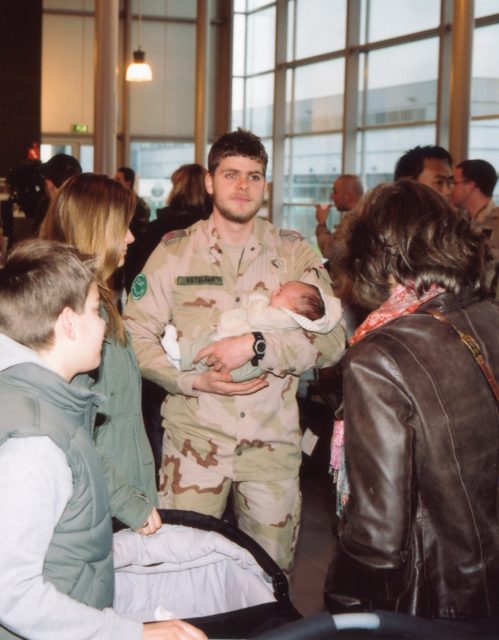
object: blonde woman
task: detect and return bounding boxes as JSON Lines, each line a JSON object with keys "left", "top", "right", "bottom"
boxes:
{"left": 40, "top": 173, "right": 160, "bottom": 534}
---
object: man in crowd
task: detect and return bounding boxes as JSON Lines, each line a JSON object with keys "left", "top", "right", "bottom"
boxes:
{"left": 42, "top": 153, "right": 82, "bottom": 200}
{"left": 34, "top": 153, "right": 82, "bottom": 229}
{"left": 114, "top": 166, "right": 151, "bottom": 226}
{"left": 394, "top": 144, "right": 453, "bottom": 201}
{"left": 125, "top": 129, "right": 345, "bottom": 573}
{"left": 451, "top": 158, "right": 499, "bottom": 298}
{"left": 315, "top": 174, "right": 365, "bottom": 334}
{"left": 315, "top": 173, "right": 364, "bottom": 261}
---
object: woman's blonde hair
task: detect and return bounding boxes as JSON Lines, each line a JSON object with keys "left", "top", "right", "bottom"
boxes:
{"left": 39, "top": 173, "right": 136, "bottom": 343}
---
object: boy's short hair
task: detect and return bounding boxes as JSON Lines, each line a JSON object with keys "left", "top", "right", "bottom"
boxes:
{"left": 292, "top": 283, "right": 325, "bottom": 321}
{"left": 207, "top": 128, "right": 268, "bottom": 176}
{"left": 0, "top": 239, "right": 96, "bottom": 350}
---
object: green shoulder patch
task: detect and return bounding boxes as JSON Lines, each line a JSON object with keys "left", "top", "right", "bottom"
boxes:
{"left": 131, "top": 273, "right": 148, "bottom": 300}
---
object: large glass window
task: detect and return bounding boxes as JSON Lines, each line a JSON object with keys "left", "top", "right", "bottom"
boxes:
{"left": 246, "top": 73, "right": 275, "bottom": 137}
{"left": 358, "top": 125, "right": 435, "bottom": 188}
{"left": 284, "top": 135, "right": 342, "bottom": 203}
{"left": 231, "top": 1, "right": 499, "bottom": 232}
{"left": 246, "top": 7, "right": 275, "bottom": 75}
{"left": 291, "top": 0, "right": 346, "bottom": 60}
{"left": 470, "top": 23, "right": 499, "bottom": 182}
{"left": 470, "top": 120, "right": 499, "bottom": 168}
{"left": 474, "top": 0, "right": 499, "bottom": 18}
{"left": 232, "top": 4, "right": 276, "bottom": 137}
{"left": 361, "top": 39, "right": 439, "bottom": 128}
{"left": 363, "top": 0, "right": 440, "bottom": 43}
{"left": 282, "top": 134, "right": 342, "bottom": 246}
{"left": 471, "top": 24, "right": 499, "bottom": 119}
{"left": 232, "top": 13, "right": 246, "bottom": 76}
{"left": 289, "top": 59, "right": 344, "bottom": 134}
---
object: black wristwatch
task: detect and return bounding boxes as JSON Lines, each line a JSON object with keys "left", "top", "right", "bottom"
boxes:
{"left": 251, "top": 331, "right": 266, "bottom": 366}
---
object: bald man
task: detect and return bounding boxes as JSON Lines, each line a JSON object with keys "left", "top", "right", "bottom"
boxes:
{"left": 315, "top": 174, "right": 364, "bottom": 261}
{"left": 315, "top": 174, "right": 365, "bottom": 334}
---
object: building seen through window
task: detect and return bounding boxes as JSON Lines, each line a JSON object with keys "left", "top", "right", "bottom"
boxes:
{"left": 39, "top": 0, "right": 499, "bottom": 240}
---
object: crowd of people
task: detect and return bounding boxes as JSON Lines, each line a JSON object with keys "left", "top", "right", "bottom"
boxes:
{"left": 0, "top": 130, "right": 498, "bottom": 639}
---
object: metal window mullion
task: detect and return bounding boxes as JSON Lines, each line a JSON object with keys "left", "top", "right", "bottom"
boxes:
{"left": 448, "top": 0, "right": 474, "bottom": 163}
{"left": 243, "top": 6, "right": 249, "bottom": 129}
{"left": 94, "top": 0, "right": 119, "bottom": 175}
{"left": 194, "top": 0, "right": 209, "bottom": 164}
{"left": 436, "top": 0, "right": 453, "bottom": 150}
{"left": 342, "top": 0, "right": 361, "bottom": 174}
{"left": 271, "top": 0, "right": 288, "bottom": 226}
{"left": 358, "top": 0, "right": 370, "bottom": 184}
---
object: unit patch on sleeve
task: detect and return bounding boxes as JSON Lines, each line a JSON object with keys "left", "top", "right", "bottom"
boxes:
{"left": 131, "top": 273, "right": 148, "bottom": 300}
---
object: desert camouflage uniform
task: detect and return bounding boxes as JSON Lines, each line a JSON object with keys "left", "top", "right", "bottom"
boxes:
{"left": 471, "top": 200, "right": 499, "bottom": 299}
{"left": 125, "top": 216, "right": 345, "bottom": 572}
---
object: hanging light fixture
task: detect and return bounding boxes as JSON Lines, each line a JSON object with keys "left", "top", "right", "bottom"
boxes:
{"left": 126, "top": 0, "right": 153, "bottom": 82}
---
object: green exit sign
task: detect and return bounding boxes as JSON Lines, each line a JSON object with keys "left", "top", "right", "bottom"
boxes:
{"left": 72, "top": 123, "right": 88, "bottom": 133}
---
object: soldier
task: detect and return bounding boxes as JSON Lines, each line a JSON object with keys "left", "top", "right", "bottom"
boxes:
{"left": 125, "top": 129, "right": 345, "bottom": 573}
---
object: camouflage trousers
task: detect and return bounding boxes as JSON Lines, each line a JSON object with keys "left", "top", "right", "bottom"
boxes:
{"left": 158, "top": 433, "right": 302, "bottom": 574}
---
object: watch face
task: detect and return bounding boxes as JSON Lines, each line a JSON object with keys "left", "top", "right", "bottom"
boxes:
{"left": 255, "top": 340, "right": 266, "bottom": 355}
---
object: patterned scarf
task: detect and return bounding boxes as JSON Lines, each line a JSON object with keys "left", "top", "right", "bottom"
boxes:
{"left": 349, "top": 282, "right": 446, "bottom": 346}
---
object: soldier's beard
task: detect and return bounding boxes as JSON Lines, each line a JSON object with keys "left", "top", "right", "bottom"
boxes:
{"left": 214, "top": 198, "right": 262, "bottom": 225}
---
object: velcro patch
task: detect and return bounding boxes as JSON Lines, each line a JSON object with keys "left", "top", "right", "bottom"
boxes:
{"left": 177, "top": 276, "right": 223, "bottom": 285}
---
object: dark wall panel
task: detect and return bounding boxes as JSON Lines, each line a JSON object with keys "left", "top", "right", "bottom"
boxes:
{"left": 0, "top": 0, "right": 42, "bottom": 176}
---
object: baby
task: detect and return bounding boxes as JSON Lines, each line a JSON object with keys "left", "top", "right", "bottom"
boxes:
{"left": 162, "top": 280, "right": 342, "bottom": 382}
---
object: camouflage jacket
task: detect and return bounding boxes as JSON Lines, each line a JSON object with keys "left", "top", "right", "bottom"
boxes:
{"left": 125, "top": 216, "right": 345, "bottom": 480}
{"left": 471, "top": 200, "right": 499, "bottom": 299}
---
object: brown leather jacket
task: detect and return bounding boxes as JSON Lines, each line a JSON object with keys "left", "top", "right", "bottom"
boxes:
{"left": 325, "top": 292, "right": 499, "bottom": 620}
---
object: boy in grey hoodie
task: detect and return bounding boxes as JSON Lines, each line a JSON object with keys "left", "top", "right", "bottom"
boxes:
{"left": 0, "top": 239, "right": 205, "bottom": 640}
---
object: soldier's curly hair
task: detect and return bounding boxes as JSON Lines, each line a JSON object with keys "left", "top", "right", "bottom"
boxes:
{"left": 208, "top": 128, "right": 268, "bottom": 176}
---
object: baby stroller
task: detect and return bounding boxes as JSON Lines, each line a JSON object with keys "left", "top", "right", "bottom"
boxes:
{"left": 253, "top": 610, "right": 493, "bottom": 640}
{"left": 113, "top": 509, "right": 301, "bottom": 638}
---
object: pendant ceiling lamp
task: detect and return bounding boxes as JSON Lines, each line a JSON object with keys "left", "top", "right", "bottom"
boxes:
{"left": 126, "top": 0, "right": 152, "bottom": 82}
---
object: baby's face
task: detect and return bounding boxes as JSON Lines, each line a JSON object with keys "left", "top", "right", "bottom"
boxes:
{"left": 270, "top": 281, "right": 307, "bottom": 311}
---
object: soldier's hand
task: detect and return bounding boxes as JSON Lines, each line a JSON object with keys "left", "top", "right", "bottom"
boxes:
{"left": 193, "top": 334, "right": 254, "bottom": 372}
{"left": 193, "top": 370, "right": 269, "bottom": 396}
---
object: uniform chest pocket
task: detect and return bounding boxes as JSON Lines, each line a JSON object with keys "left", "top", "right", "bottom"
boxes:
{"left": 171, "top": 285, "right": 229, "bottom": 339}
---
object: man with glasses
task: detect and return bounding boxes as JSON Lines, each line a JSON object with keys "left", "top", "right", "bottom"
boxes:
{"left": 451, "top": 159, "right": 499, "bottom": 298}
{"left": 394, "top": 144, "right": 453, "bottom": 201}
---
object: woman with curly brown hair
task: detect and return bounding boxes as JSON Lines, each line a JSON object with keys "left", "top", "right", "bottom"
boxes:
{"left": 325, "top": 180, "right": 499, "bottom": 633}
